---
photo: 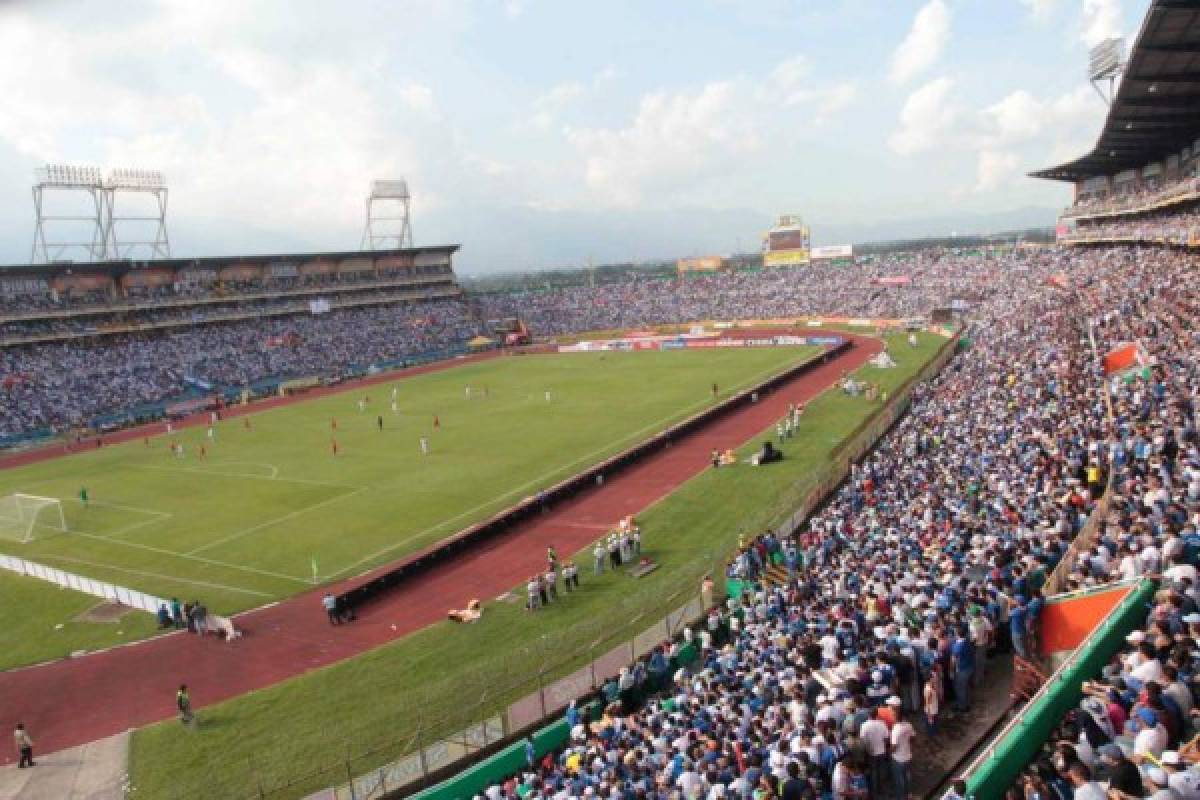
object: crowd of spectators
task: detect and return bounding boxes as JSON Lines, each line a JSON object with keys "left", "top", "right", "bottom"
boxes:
{"left": 1065, "top": 175, "right": 1200, "bottom": 219}
{"left": 453, "top": 244, "right": 1200, "bottom": 800}
{"left": 0, "top": 286, "right": 454, "bottom": 342}
{"left": 0, "top": 298, "right": 478, "bottom": 435}
{"left": 475, "top": 248, "right": 1007, "bottom": 337}
{"left": 0, "top": 247, "right": 1017, "bottom": 439}
{"left": 994, "top": 246, "right": 1200, "bottom": 799}
{"left": 0, "top": 263, "right": 454, "bottom": 317}
{"left": 1067, "top": 207, "right": 1200, "bottom": 246}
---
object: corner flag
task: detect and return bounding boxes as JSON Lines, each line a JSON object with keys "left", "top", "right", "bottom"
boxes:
{"left": 310, "top": 555, "right": 319, "bottom": 583}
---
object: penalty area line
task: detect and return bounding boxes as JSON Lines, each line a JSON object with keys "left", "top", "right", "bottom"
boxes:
{"left": 36, "top": 553, "right": 273, "bottom": 598}
{"left": 61, "top": 528, "right": 311, "bottom": 585}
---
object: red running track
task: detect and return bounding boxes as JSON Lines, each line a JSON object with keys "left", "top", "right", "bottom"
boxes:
{"left": 0, "top": 335, "right": 880, "bottom": 762}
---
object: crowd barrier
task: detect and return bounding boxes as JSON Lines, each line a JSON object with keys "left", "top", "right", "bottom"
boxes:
{"left": 336, "top": 340, "right": 853, "bottom": 613}
{"left": 956, "top": 579, "right": 1156, "bottom": 800}
{"left": 0, "top": 552, "right": 167, "bottom": 614}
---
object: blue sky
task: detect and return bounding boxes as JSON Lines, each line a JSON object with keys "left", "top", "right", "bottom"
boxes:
{"left": 0, "top": 0, "right": 1150, "bottom": 272}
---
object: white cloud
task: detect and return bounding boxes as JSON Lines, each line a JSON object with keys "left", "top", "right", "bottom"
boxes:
{"left": 979, "top": 90, "right": 1046, "bottom": 145}
{"left": 888, "top": 76, "right": 957, "bottom": 155}
{"left": 967, "top": 84, "right": 1104, "bottom": 195}
{"left": 1080, "top": 0, "right": 1122, "bottom": 47}
{"left": 398, "top": 84, "right": 436, "bottom": 115}
{"left": 762, "top": 56, "right": 857, "bottom": 122}
{"left": 974, "top": 149, "right": 1021, "bottom": 192}
{"left": 0, "top": 4, "right": 477, "bottom": 242}
{"left": 566, "top": 82, "right": 759, "bottom": 207}
{"left": 563, "top": 55, "right": 856, "bottom": 207}
{"left": 889, "top": 0, "right": 951, "bottom": 85}
{"left": 593, "top": 65, "right": 619, "bottom": 87}
{"left": 530, "top": 82, "right": 584, "bottom": 129}
{"left": 1019, "top": 0, "right": 1061, "bottom": 22}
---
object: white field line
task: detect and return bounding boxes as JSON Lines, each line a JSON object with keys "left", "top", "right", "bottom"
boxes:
{"left": 75, "top": 499, "right": 173, "bottom": 518}
{"left": 326, "top": 352, "right": 815, "bottom": 580}
{"left": 63, "top": 499, "right": 173, "bottom": 540}
{"left": 185, "top": 486, "right": 369, "bottom": 556}
{"left": 132, "top": 463, "right": 356, "bottom": 489}
{"left": 37, "top": 553, "right": 272, "bottom": 598}
{"left": 61, "top": 527, "right": 311, "bottom": 585}
{"left": 70, "top": 514, "right": 173, "bottom": 540}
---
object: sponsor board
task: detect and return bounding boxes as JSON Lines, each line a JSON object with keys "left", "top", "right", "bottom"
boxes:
{"left": 166, "top": 397, "right": 214, "bottom": 417}
{"left": 810, "top": 244, "right": 853, "bottom": 260}
{"left": 763, "top": 249, "right": 810, "bottom": 267}
{"left": 560, "top": 331, "right": 846, "bottom": 353}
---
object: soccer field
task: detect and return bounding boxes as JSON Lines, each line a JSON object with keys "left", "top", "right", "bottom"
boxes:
{"left": 0, "top": 347, "right": 816, "bottom": 633}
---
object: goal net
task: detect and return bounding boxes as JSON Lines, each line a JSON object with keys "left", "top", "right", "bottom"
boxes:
{"left": 0, "top": 494, "right": 67, "bottom": 543}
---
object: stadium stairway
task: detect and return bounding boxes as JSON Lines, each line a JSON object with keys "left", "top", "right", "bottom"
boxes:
{"left": 762, "top": 563, "right": 791, "bottom": 587}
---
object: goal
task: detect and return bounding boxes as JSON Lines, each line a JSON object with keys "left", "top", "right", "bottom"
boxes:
{"left": 0, "top": 494, "right": 67, "bottom": 543}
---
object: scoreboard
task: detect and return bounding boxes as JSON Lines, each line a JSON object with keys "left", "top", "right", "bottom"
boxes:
{"left": 763, "top": 215, "right": 810, "bottom": 267}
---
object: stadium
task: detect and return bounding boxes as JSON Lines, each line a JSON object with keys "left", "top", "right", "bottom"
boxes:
{"left": 2, "top": 2, "right": 1200, "bottom": 799}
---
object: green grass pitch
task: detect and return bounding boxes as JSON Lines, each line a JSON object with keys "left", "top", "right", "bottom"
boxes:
{"left": 125, "top": 331, "right": 948, "bottom": 800}
{"left": 0, "top": 346, "right": 816, "bottom": 669}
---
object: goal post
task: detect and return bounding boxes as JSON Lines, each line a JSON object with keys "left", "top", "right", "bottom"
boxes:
{"left": 0, "top": 494, "right": 68, "bottom": 543}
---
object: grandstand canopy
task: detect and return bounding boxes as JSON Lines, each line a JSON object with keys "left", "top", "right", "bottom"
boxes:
{"left": 0, "top": 245, "right": 460, "bottom": 277}
{"left": 1031, "top": 0, "right": 1200, "bottom": 183}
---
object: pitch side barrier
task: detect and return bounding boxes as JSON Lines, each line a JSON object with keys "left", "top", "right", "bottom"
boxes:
{"left": 336, "top": 338, "right": 851, "bottom": 613}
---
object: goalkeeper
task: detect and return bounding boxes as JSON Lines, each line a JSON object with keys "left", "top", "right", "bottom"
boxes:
{"left": 79, "top": 487, "right": 89, "bottom": 508}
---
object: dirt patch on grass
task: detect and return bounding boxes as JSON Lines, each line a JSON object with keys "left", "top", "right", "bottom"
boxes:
{"left": 75, "top": 602, "right": 137, "bottom": 624}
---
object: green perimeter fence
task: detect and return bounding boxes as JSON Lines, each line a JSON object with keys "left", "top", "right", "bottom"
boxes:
{"left": 244, "top": 328, "right": 962, "bottom": 800}
{"left": 956, "top": 578, "right": 1157, "bottom": 800}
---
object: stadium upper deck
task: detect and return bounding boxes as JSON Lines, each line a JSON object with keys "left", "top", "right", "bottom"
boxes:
{"left": 1033, "top": 1, "right": 1200, "bottom": 238}
{"left": 0, "top": 245, "right": 461, "bottom": 345}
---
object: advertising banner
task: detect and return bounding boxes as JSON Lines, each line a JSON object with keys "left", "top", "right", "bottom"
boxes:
{"left": 810, "top": 245, "right": 853, "bottom": 260}
{"left": 676, "top": 256, "right": 724, "bottom": 272}
{"left": 763, "top": 250, "right": 810, "bottom": 267}
{"left": 166, "top": 396, "right": 214, "bottom": 417}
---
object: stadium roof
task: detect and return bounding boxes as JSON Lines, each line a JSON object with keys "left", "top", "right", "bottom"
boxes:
{"left": 0, "top": 244, "right": 460, "bottom": 275}
{"left": 1031, "top": 0, "right": 1200, "bottom": 183}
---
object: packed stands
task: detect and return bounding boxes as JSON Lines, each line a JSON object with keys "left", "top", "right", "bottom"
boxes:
{"left": 989, "top": 246, "right": 1200, "bottom": 799}
{"left": 1, "top": 245, "right": 1012, "bottom": 441}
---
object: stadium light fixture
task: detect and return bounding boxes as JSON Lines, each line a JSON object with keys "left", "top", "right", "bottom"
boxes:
{"left": 1088, "top": 37, "right": 1126, "bottom": 106}
{"left": 1148, "top": 84, "right": 1158, "bottom": 93}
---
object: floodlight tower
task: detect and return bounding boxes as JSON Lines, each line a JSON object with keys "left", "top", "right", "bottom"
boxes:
{"left": 102, "top": 168, "right": 170, "bottom": 260}
{"left": 30, "top": 165, "right": 107, "bottom": 263}
{"left": 1089, "top": 37, "right": 1126, "bottom": 106}
{"left": 360, "top": 179, "right": 413, "bottom": 250}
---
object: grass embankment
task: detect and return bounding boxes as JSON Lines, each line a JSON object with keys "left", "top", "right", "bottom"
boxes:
{"left": 127, "top": 332, "right": 947, "bottom": 800}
